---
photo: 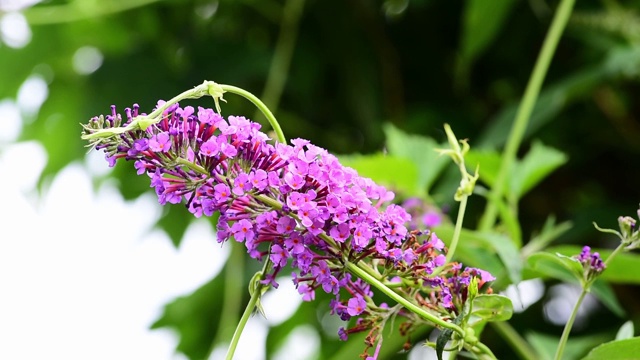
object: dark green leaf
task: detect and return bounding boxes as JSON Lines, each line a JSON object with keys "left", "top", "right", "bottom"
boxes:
{"left": 436, "top": 312, "right": 464, "bottom": 360}
{"left": 151, "top": 267, "right": 239, "bottom": 359}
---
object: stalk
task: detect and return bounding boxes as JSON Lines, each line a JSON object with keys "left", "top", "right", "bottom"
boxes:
{"left": 553, "top": 288, "right": 587, "bottom": 360}
{"left": 478, "top": 0, "right": 577, "bottom": 231}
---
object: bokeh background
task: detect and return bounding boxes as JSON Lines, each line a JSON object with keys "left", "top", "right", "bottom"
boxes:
{"left": 2, "top": 0, "right": 640, "bottom": 359}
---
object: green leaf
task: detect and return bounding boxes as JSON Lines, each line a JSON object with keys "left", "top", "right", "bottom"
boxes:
{"left": 525, "top": 216, "right": 573, "bottom": 256}
{"left": 616, "top": 321, "right": 634, "bottom": 341}
{"left": 590, "top": 279, "right": 626, "bottom": 318}
{"left": 338, "top": 153, "right": 419, "bottom": 195}
{"left": 526, "top": 331, "right": 612, "bottom": 360}
{"left": 436, "top": 226, "right": 523, "bottom": 284}
{"left": 509, "top": 141, "right": 568, "bottom": 200}
{"left": 464, "top": 150, "right": 501, "bottom": 189}
{"left": 582, "top": 337, "right": 640, "bottom": 360}
{"left": 549, "top": 245, "right": 640, "bottom": 285}
{"left": 434, "top": 226, "right": 517, "bottom": 288}
{"left": 459, "top": 0, "right": 517, "bottom": 66}
{"left": 470, "top": 294, "right": 513, "bottom": 322}
{"left": 527, "top": 252, "right": 583, "bottom": 284}
{"left": 525, "top": 251, "right": 626, "bottom": 317}
{"left": 436, "top": 312, "right": 464, "bottom": 360}
{"left": 383, "top": 123, "right": 449, "bottom": 194}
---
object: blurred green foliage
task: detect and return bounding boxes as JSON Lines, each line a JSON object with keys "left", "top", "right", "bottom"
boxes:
{"left": 4, "top": 0, "right": 640, "bottom": 358}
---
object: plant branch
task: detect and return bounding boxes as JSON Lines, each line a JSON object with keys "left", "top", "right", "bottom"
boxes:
{"left": 478, "top": 0, "right": 576, "bottom": 231}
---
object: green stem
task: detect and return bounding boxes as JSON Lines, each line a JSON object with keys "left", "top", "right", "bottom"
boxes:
{"left": 553, "top": 287, "right": 587, "bottom": 360}
{"left": 491, "top": 321, "right": 538, "bottom": 360}
{"left": 603, "top": 242, "right": 625, "bottom": 268}
{"left": 224, "top": 280, "right": 261, "bottom": 360}
{"left": 346, "top": 261, "right": 463, "bottom": 335}
{"left": 445, "top": 195, "right": 468, "bottom": 263}
{"left": 471, "top": 341, "right": 498, "bottom": 360}
{"left": 254, "top": 0, "right": 305, "bottom": 120}
{"left": 82, "top": 81, "right": 286, "bottom": 146}
{"left": 220, "top": 84, "right": 287, "bottom": 144}
{"left": 478, "top": 0, "right": 576, "bottom": 232}
{"left": 176, "top": 158, "right": 209, "bottom": 176}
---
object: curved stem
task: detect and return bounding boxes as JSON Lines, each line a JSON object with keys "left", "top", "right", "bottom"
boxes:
{"left": 553, "top": 287, "right": 587, "bottom": 360}
{"left": 603, "top": 243, "right": 625, "bottom": 268}
{"left": 220, "top": 84, "right": 287, "bottom": 144}
{"left": 471, "top": 341, "right": 498, "bottom": 360}
{"left": 346, "top": 261, "right": 463, "bottom": 335}
{"left": 478, "top": 0, "right": 576, "bottom": 231}
{"left": 491, "top": 321, "right": 538, "bottom": 360}
{"left": 446, "top": 195, "right": 468, "bottom": 263}
{"left": 223, "top": 281, "right": 261, "bottom": 360}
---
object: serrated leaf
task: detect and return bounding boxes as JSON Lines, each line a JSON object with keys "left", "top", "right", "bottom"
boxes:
{"left": 470, "top": 294, "right": 513, "bottom": 322}
{"left": 510, "top": 141, "right": 568, "bottom": 200}
{"left": 581, "top": 337, "right": 640, "bottom": 360}
{"left": 383, "top": 123, "right": 449, "bottom": 194}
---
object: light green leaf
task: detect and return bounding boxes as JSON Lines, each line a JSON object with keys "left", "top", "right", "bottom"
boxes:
{"left": 470, "top": 294, "right": 513, "bottom": 322}
{"left": 475, "top": 232, "right": 523, "bottom": 285}
{"left": 524, "top": 216, "right": 573, "bottom": 256}
{"left": 510, "top": 141, "right": 568, "bottom": 200}
{"left": 527, "top": 252, "right": 583, "bottom": 284}
{"left": 526, "top": 331, "right": 612, "bottom": 360}
{"left": 525, "top": 251, "right": 626, "bottom": 317}
{"left": 338, "top": 153, "right": 419, "bottom": 195}
{"left": 582, "top": 337, "right": 640, "bottom": 360}
{"left": 435, "top": 226, "right": 521, "bottom": 286}
{"left": 383, "top": 123, "right": 449, "bottom": 194}
{"left": 549, "top": 245, "right": 640, "bottom": 285}
{"left": 616, "top": 321, "right": 634, "bottom": 341}
{"left": 464, "top": 150, "right": 501, "bottom": 189}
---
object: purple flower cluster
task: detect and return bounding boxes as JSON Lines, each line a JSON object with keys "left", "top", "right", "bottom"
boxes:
{"left": 576, "top": 246, "right": 605, "bottom": 279}
{"left": 82, "top": 101, "right": 495, "bottom": 357}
